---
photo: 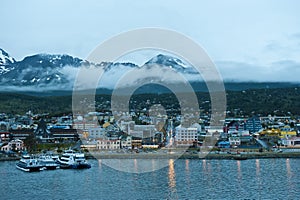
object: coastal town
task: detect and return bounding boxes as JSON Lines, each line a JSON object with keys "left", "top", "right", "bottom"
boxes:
{"left": 2, "top": 1, "right": 300, "bottom": 199}
{"left": 1, "top": 106, "right": 300, "bottom": 160}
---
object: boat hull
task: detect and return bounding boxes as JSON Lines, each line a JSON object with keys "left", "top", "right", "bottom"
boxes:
{"left": 43, "top": 165, "right": 59, "bottom": 170}
{"left": 16, "top": 162, "right": 42, "bottom": 172}
{"left": 59, "top": 163, "right": 91, "bottom": 169}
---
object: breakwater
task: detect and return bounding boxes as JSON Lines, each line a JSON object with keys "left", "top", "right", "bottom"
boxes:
{"left": 85, "top": 151, "right": 300, "bottom": 160}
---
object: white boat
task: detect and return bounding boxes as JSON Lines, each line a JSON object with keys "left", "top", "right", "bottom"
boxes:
{"left": 16, "top": 155, "right": 43, "bottom": 172}
{"left": 51, "top": 154, "right": 59, "bottom": 161}
{"left": 44, "top": 151, "right": 59, "bottom": 161}
{"left": 38, "top": 155, "right": 59, "bottom": 170}
{"left": 57, "top": 150, "right": 91, "bottom": 169}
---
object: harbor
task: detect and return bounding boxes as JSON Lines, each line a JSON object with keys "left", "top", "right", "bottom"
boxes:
{"left": 86, "top": 150, "right": 300, "bottom": 160}
{"left": 11, "top": 150, "right": 91, "bottom": 172}
{"left": 1, "top": 158, "right": 299, "bottom": 199}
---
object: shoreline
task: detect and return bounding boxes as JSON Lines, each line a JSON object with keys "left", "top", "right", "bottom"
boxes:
{"left": 0, "top": 157, "right": 19, "bottom": 161}
{"left": 85, "top": 151, "right": 300, "bottom": 160}
{"left": 2, "top": 152, "right": 300, "bottom": 162}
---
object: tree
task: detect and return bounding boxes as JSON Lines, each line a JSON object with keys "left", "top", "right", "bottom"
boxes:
{"left": 24, "top": 133, "right": 37, "bottom": 153}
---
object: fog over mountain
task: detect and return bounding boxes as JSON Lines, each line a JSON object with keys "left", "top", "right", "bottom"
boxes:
{"left": 0, "top": 48, "right": 201, "bottom": 91}
{"left": 0, "top": 48, "right": 299, "bottom": 93}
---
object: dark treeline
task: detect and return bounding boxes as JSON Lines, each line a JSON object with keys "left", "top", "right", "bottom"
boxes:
{"left": 0, "top": 87, "right": 300, "bottom": 117}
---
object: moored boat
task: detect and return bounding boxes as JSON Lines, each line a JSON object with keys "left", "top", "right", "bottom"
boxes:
{"left": 57, "top": 150, "right": 91, "bottom": 169}
{"left": 38, "top": 155, "right": 59, "bottom": 170}
{"left": 16, "top": 155, "right": 43, "bottom": 172}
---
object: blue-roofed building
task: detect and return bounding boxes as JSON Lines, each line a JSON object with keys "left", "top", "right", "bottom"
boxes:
{"left": 218, "top": 141, "right": 230, "bottom": 148}
{"left": 245, "top": 116, "right": 262, "bottom": 133}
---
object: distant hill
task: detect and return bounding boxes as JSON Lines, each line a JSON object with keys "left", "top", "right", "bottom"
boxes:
{"left": 223, "top": 82, "right": 300, "bottom": 91}
{"left": 5, "top": 82, "right": 300, "bottom": 97}
{"left": 1, "top": 86, "right": 300, "bottom": 117}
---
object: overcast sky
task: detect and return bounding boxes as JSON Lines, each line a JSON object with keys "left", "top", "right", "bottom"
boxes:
{"left": 1, "top": 0, "right": 300, "bottom": 82}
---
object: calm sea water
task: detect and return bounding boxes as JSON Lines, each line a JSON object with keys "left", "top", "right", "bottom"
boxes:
{"left": 0, "top": 158, "right": 299, "bottom": 200}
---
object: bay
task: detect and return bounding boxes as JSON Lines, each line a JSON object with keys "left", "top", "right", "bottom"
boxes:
{"left": 0, "top": 158, "right": 299, "bottom": 199}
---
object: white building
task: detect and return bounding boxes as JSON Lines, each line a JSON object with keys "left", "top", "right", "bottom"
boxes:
{"left": 175, "top": 125, "right": 198, "bottom": 146}
{"left": 121, "top": 135, "right": 132, "bottom": 149}
{"left": 190, "top": 123, "right": 202, "bottom": 132}
{"left": 229, "top": 137, "right": 241, "bottom": 146}
{"left": 57, "top": 116, "right": 73, "bottom": 126}
{"left": 88, "top": 127, "right": 106, "bottom": 139}
{"left": 134, "top": 125, "right": 156, "bottom": 132}
{"left": 97, "top": 139, "right": 121, "bottom": 150}
{"left": 72, "top": 121, "right": 98, "bottom": 130}
{"left": 120, "top": 121, "right": 135, "bottom": 134}
{"left": 80, "top": 140, "right": 97, "bottom": 150}
{"left": 281, "top": 137, "right": 300, "bottom": 146}
{"left": 1, "top": 139, "right": 25, "bottom": 152}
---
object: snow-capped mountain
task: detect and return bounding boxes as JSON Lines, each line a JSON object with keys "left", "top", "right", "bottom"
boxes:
{"left": 145, "top": 54, "right": 197, "bottom": 74}
{"left": 0, "top": 48, "right": 16, "bottom": 75}
{"left": 0, "top": 53, "right": 84, "bottom": 90}
{"left": 0, "top": 48, "right": 199, "bottom": 91}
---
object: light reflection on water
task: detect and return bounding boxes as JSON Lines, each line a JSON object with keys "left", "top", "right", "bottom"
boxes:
{"left": 202, "top": 159, "right": 207, "bottom": 172}
{"left": 256, "top": 159, "right": 260, "bottom": 176}
{"left": 168, "top": 159, "right": 178, "bottom": 199}
{"left": 1, "top": 158, "right": 299, "bottom": 199}
{"left": 286, "top": 158, "right": 291, "bottom": 177}
{"left": 184, "top": 159, "right": 191, "bottom": 189}
{"left": 164, "top": 158, "right": 300, "bottom": 199}
{"left": 236, "top": 160, "right": 241, "bottom": 180}
{"left": 286, "top": 158, "right": 295, "bottom": 195}
{"left": 185, "top": 159, "right": 189, "bottom": 172}
{"left": 134, "top": 159, "right": 138, "bottom": 173}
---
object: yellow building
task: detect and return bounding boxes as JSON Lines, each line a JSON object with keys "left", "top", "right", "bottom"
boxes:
{"left": 260, "top": 126, "right": 297, "bottom": 139}
{"left": 103, "top": 122, "right": 111, "bottom": 128}
{"left": 280, "top": 126, "right": 297, "bottom": 138}
{"left": 260, "top": 128, "right": 280, "bottom": 136}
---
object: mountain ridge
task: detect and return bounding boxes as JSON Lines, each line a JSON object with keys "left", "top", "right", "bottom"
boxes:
{"left": 0, "top": 48, "right": 299, "bottom": 93}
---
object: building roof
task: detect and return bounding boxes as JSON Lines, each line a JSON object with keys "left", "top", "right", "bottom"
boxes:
{"left": 218, "top": 141, "right": 230, "bottom": 145}
{"left": 103, "top": 122, "right": 111, "bottom": 128}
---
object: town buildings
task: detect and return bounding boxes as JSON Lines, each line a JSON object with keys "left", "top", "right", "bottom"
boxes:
{"left": 1, "top": 109, "right": 300, "bottom": 153}
{"left": 174, "top": 125, "right": 199, "bottom": 147}
{"left": 281, "top": 136, "right": 300, "bottom": 146}
{"left": 1, "top": 139, "right": 25, "bottom": 152}
{"left": 97, "top": 139, "right": 121, "bottom": 150}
